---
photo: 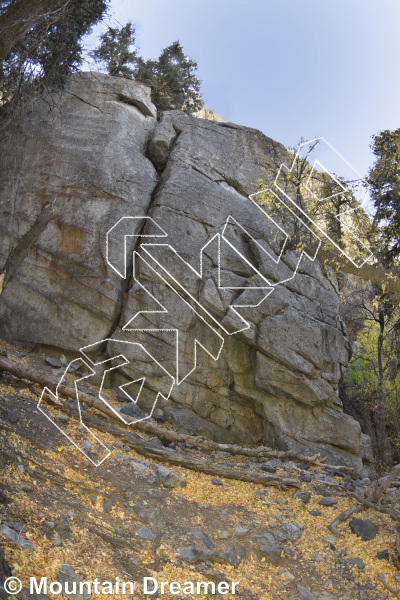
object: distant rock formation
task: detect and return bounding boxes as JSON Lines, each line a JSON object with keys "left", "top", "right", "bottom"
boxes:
{"left": 0, "top": 72, "right": 372, "bottom": 474}
{"left": 195, "top": 107, "right": 225, "bottom": 122}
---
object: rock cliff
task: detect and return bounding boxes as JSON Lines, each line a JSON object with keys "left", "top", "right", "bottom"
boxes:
{"left": 0, "top": 72, "right": 372, "bottom": 473}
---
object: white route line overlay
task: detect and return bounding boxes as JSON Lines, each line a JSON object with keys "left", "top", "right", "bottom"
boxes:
{"left": 38, "top": 358, "right": 112, "bottom": 466}
{"left": 38, "top": 343, "right": 175, "bottom": 466}
{"left": 38, "top": 138, "right": 375, "bottom": 466}
{"left": 106, "top": 216, "right": 168, "bottom": 279}
{"left": 123, "top": 251, "right": 225, "bottom": 385}
{"left": 272, "top": 137, "right": 373, "bottom": 268}
{"left": 80, "top": 340, "right": 175, "bottom": 424}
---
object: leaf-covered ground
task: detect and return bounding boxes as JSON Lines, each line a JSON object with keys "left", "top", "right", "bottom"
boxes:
{"left": 0, "top": 341, "right": 399, "bottom": 600}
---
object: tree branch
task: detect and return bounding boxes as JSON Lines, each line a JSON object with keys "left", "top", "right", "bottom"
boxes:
{"left": 0, "top": 0, "right": 70, "bottom": 63}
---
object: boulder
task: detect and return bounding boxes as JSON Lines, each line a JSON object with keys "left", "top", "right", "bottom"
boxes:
{"left": 0, "top": 72, "right": 372, "bottom": 473}
{"left": 0, "top": 72, "right": 157, "bottom": 350}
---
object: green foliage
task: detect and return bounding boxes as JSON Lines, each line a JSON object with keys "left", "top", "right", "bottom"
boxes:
{"left": 0, "top": 0, "right": 108, "bottom": 127}
{"left": 91, "top": 24, "right": 203, "bottom": 114}
{"left": 368, "top": 128, "right": 400, "bottom": 266}
{"left": 135, "top": 41, "right": 203, "bottom": 114}
{"left": 253, "top": 141, "right": 372, "bottom": 266}
{"left": 38, "top": 0, "right": 108, "bottom": 81}
{"left": 342, "top": 277, "right": 400, "bottom": 467}
{"left": 90, "top": 21, "right": 137, "bottom": 77}
{"left": 346, "top": 319, "right": 400, "bottom": 408}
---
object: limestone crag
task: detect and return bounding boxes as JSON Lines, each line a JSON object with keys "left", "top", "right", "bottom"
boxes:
{"left": 0, "top": 72, "right": 372, "bottom": 473}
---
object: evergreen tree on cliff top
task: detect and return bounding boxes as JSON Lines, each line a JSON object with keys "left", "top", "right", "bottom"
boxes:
{"left": 91, "top": 22, "right": 203, "bottom": 114}
{"left": 135, "top": 41, "right": 203, "bottom": 114}
{"left": 90, "top": 21, "right": 137, "bottom": 77}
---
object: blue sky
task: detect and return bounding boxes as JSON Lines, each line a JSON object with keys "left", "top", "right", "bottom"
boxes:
{"left": 84, "top": 0, "right": 400, "bottom": 180}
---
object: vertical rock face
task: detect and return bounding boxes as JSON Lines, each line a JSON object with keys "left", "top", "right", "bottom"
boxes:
{"left": 0, "top": 73, "right": 158, "bottom": 348}
{"left": 0, "top": 72, "right": 371, "bottom": 473}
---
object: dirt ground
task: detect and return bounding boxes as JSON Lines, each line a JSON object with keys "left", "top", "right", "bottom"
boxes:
{"left": 1, "top": 340, "right": 399, "bottom": 600}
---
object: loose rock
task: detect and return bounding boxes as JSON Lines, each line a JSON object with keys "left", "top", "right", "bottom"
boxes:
{"left": 102, "top": 498, "right": 113, "bottom": 513}
{"left": 346, "top": 557, "right": 365, "bottom": 569}
{"left": 2, "top": 408, "right": 19, "bottom": 423}
{"left": 19, "top": 589, "right": 51, "bottom": 600}
{"left": 260, "top": 464, "right": 277, "bottom": 473}
{"left": 222, "top": 543, "right": 245, "bottom": 568}
{"left": 179, "top": 546, "right": 204, "bottom": 563}
{"left": 20, "top": 484, "right": 33, "bottom": 492}
{"left": 211, "top": 477, "right": 224, "bottom": 486}
{"left": 137, "top": 527, "right": 157, "bottom": 541}
{"left": 190, "top": 529, "right": 214, "bottom": 549}
{"left": 272, "top": 522, "right": 303, "bottom": 542}
{"left": 139, "top": 508, "right": 166, "bottom": 529}
{"left": 54, "top": 414, "right": 70, "bottom": 423}
{"left": 120, "top": 403, "right": 145, "bottom": 420}
{"left": 234, "top": 528, "right": 251, "bottom": 536}
{"left": 0, "top": 547, "right": 11, "bottom": 600}
{"left": 318, "top": 497, "right": 337, "bottom": 507}
{"left": 293, "top": 491, "right": 311, "bottom": 504}
{"left": 45, "top": 356, "right": 62, "bottom": 369}
{"left": 296, "top": 585, "right": 318, "bottom": 600}
{"left": 217, "top": 530, "right": 230, "bottom": 540}
{"left": 250, "top": 532, "right": 287, "bottom": 564}
{"left": 152, "top": 464, "right": 186, "bottom": 488}
{"left": 54, "top": 515, "right": 71, "bottom": 541}
{"left": 0, "top": 523, "right": 33, "bottom": 550}
{"left": 349, "top": 518, "right": 379, "bottom": 541}
{"left": 57, "top": 564, "right": 91, "bottom": 600}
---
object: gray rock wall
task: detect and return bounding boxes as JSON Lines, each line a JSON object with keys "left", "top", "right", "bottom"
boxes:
{"left": 0, "top": 72, "right": 371, "bottom": 473}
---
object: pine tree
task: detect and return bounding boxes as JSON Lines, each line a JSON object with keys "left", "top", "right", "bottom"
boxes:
{"left": 135, "top": 41, "right": 203, "bottom": 114}
{"left": 90, "top": 21, "right": 137, "bottom": 77}
{"left": 368, "top": 129, "right": 400, "bottom": 266}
